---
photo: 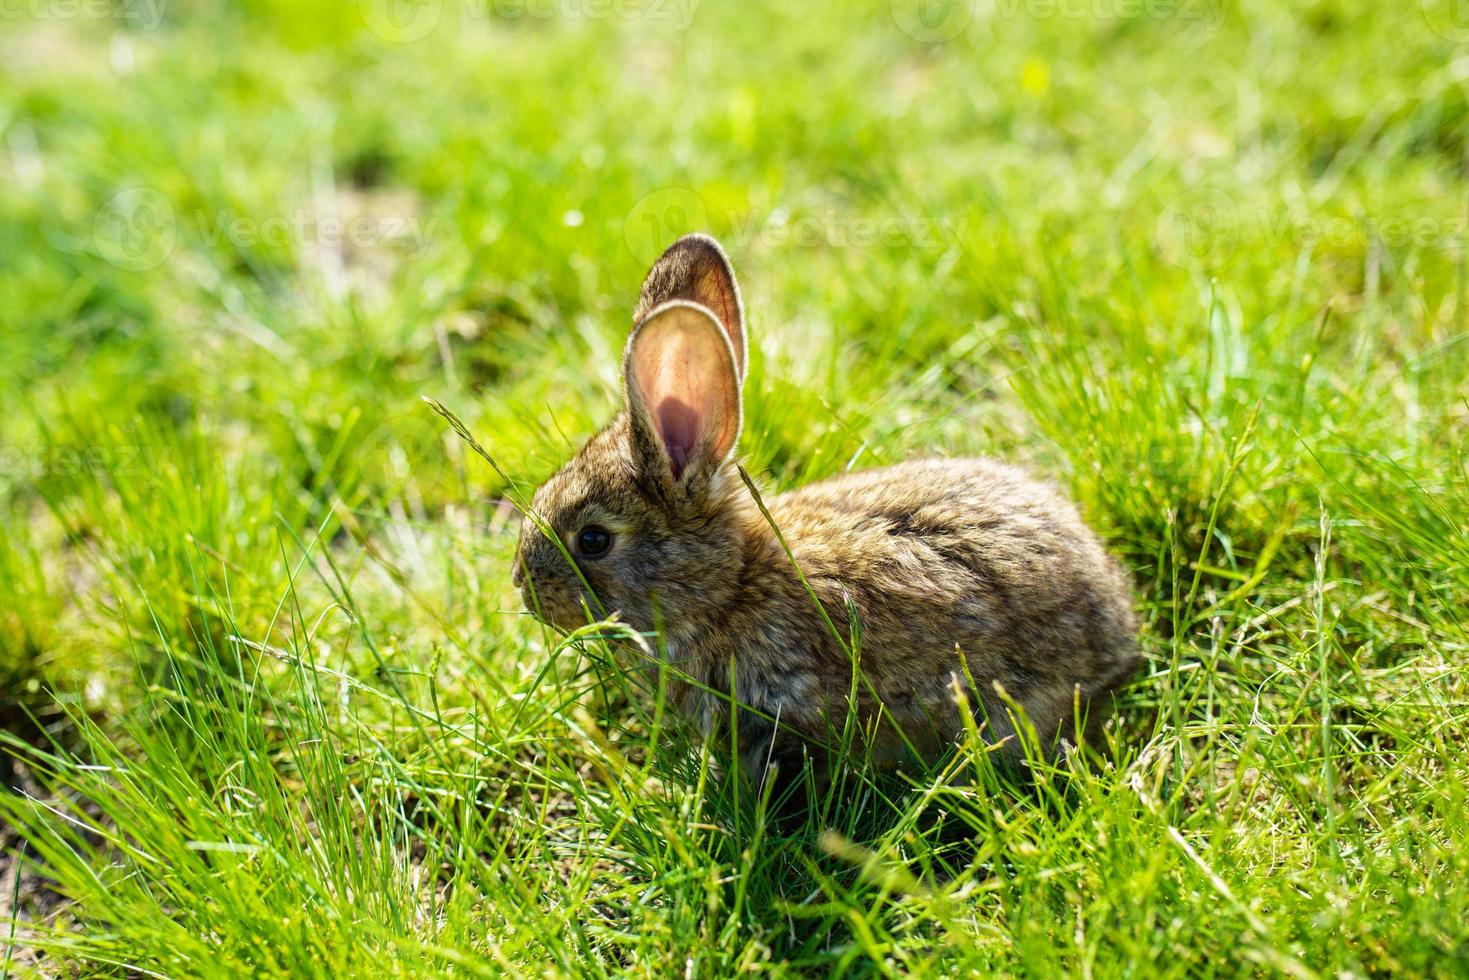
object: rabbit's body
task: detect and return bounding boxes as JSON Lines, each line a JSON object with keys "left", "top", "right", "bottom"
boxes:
{"left": 665, "top": 457, "right": 1138, "bottom": 776}
{"left": 513, "top": 235, "right": 1139, "bottom": 785}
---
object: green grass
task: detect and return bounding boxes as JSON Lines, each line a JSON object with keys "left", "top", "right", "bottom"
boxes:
{"left": 2, "top": 0, "right": 1467, "bottom": 975}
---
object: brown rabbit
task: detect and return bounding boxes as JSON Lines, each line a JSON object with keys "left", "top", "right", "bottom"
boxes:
{"left": 513, "top": 234, "right": 1138, "bottom": 786}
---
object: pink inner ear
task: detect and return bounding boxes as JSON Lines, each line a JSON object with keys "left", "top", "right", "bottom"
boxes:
{"left": 697, "top": 267, "right": 744, "bottom": 378}
{"left": 627, "top": 305, "right": 741, "bottom": 484}
{"left": 656, "top": 398, "right": 697, "bottom": 477}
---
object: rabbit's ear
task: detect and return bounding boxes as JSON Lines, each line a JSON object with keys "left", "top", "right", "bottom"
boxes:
{"left": 634, "top": 234, "right": 746, "bottom": 384}
{"left": 624, "top": 300, "right": 742, "bottom": 491}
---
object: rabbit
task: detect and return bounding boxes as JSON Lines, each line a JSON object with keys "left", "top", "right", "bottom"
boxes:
{"left": 512, "top": 233, "right": 1139, "bottom": 788}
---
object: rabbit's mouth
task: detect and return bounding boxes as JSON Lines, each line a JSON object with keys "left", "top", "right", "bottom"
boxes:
{"left": 516, "top": 577, "right": 590, "bottom": 632}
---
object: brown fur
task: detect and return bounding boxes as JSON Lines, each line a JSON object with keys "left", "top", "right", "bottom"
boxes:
{"left": 513, "top": 235, "right": 1139, "bottom": 785}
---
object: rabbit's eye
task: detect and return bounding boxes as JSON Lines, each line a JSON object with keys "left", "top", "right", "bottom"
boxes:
{"left": 576, "top": 525, "right": 613, "bottom": 558}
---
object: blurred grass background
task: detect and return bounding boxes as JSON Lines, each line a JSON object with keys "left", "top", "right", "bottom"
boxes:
{"left": 1, "top": 0, "right": 1467, "bottom": 975}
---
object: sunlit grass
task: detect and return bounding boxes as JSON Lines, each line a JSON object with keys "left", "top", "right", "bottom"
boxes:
{"left": 2, "top": 0, "right": 1467, "bottom": 975}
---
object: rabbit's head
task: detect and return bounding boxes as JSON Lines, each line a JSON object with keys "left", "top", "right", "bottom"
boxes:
{"left": 513, "top": 235, "right": 752, "bottom": 634}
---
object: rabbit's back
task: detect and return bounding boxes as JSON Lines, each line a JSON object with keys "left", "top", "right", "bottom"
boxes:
{"left": 758, "top": 457, "right": 1138, "bottom": 755}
